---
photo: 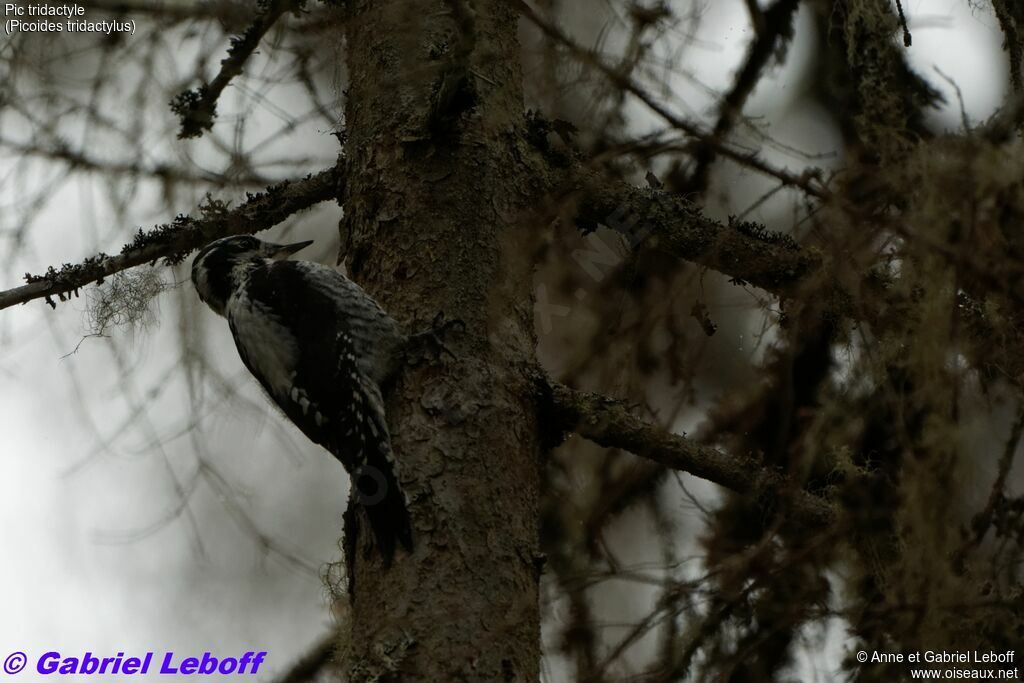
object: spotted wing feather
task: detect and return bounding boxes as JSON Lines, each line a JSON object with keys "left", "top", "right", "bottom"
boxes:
{"left": 226, "top": 261, "right": 412, "bottom": 562}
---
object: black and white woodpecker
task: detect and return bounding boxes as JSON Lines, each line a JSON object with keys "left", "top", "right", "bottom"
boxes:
{"left": 191, "top": 234, "right": 413, "bottom": 563}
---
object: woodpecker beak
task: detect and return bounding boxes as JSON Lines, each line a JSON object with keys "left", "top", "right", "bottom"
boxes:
{"left": 268, "top": 240, "right": 314, "bottom": 260}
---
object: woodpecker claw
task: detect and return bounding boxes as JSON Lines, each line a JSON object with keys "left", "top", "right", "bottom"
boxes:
{"left": 406, "top": 311, "right": 464, "bottom": 366}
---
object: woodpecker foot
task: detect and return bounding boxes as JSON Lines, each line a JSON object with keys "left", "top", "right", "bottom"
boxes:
{"left": 405, "top": 311, "right": 465, "bottom": 366}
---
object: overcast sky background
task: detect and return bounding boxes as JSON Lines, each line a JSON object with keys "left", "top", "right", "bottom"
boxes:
{"left": 0, "top": 1, "right": 1009, "bottom": 681}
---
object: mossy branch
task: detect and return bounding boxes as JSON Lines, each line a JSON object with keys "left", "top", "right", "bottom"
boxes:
{"left": 0, "top": 164, "right": 342, "bottom": 311}
{"left": 993, "top": 0, "right": 1024, "bottom": 94}
{"left": 170, "top": 0, "right": 307, "bottom": 138}
{"left": 569, "top": 168, "right": 821, "bottom": 296}
{"left": 546, "top": 381, "right": 837, "bottom": 529}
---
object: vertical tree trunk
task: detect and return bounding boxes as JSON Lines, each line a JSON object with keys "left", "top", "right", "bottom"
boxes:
{"left": 340, "top": 1, "right": 541, "bottom": 680}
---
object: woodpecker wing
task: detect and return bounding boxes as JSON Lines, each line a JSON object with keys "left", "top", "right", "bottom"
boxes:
{"left": 226, "top": 260, "right": 412, "bottom": 562}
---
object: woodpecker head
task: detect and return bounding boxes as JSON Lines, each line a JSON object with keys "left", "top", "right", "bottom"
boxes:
{"left": 191, "top": 235, "right": 313, "bottom": 315}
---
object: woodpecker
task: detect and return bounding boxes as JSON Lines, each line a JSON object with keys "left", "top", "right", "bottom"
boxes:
{"left": 191, "top": 234, "right": 413, "bottom": 564}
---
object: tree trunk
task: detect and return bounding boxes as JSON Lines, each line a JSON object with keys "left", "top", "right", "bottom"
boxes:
{"left": 340, "top": 1, "right": 541, "bottom": 680}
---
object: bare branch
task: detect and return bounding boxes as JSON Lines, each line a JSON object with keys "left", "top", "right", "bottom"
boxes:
{"left": 0, "top": 137, "right": 275, "bottom": 187}
{"left": 546, "top": 381, "right": 837, "bottom": 529}
{"left": 893, "top": 0, "right": 912, "bottom": 47}
{"left": 970, "top": 405, "right": 1024, "bottom": 547}
{"left": 686, "top": 0, "right": 801, "bottom": 195}
{"left": 514, "top": 0, "right": 829, "bottom": 199}
{"left": 0, "top": 164, "right": 342, "bottom": 311}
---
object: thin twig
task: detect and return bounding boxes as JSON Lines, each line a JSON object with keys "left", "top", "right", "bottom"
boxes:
{"left": 512, "top": 0, "right": 829, "bottom": 199}
{"left": 686, "top": 0, "right": 801, "bottom": 195}
{"left": 933, "top": 66, "right": 970, "bottom": 132}
{"left": 970, "top": 405, "right": 1024, "bottom": 547}
{"left": 894, "top": 0, "right": 912, "bottom": 47}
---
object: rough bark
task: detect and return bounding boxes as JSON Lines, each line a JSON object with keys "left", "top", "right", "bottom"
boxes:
{"left": 340, "top": 1, "right": 541, "bottom": 680}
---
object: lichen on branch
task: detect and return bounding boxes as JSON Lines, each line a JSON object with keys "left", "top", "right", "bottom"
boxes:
{"left": 170, "top": 0, "right": 308, "bottom": 138}
{"left": 0, "top": 164, "right": 342, "bottom": 311}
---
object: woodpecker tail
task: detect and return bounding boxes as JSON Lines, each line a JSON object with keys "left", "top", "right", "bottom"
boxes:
{"left": 352, "top": 463, "right": 413, "bottom": 567}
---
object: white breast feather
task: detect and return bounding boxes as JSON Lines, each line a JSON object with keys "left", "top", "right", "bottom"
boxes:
{"left": 227, "top": 290, "right": 298, "bottom": 396}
